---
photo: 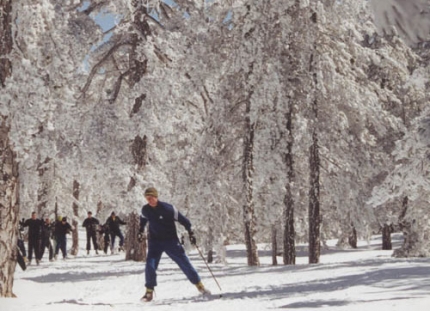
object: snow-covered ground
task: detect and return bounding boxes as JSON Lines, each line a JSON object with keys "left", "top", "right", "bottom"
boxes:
{"left": 2, "top": 233, "right": 430, "bottom": 311}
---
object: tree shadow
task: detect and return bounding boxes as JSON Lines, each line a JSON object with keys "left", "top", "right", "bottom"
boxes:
{"left": 279, "top": 297, "right": 414, "bottom": 309}
{"left": 157, "top": 262, "right": 430, "bottom": 308}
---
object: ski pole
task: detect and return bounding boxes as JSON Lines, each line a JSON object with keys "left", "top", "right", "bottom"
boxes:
{"left": 195, "top": 244, "right": 223, "bottom": 296}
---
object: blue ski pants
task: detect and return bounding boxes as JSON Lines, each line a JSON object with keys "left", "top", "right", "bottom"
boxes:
{"left": 145, "top": 239, "right": 201, "bottom": 289}
{"left": 55, "top": 235, "right": 67, "bottom": 258}
{"left": 110, "top": 231, "right": 124, "bottom": 249}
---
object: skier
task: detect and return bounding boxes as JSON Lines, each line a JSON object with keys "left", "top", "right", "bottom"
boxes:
{"left": 82, "top": 211, "right": 100, "bottom": 255}
{"left": 54, "top": 217, "right": 73, "bottom": 260}
{"left": 99, "top": 223, "right": 111, "bottom": 254}
{"left": 17, "top": 221, "right": 28, "bottom": 270}
{"left": 22, "top": 212, "right": 43, "bottom": 265}
{"left": 139, "top": 187, "right": 209, "bottom": 302}
{"left": 105, "top": 212, "right": 126, "bottom": 254}
{"left": 40, "top": 218, "right": 54, "bottom": 262}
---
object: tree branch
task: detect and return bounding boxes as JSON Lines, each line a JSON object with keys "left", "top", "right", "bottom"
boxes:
{"left": 79, "top": 41, "right": 132, "bottom": 99}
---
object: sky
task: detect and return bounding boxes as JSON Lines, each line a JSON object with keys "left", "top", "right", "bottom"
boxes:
{"left": 2, "top": 232, "right": 430, "bottom": 311}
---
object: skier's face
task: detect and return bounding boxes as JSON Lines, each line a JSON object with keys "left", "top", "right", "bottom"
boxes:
{"left": 145, "top": 195, "right": 158, "bottom": 207}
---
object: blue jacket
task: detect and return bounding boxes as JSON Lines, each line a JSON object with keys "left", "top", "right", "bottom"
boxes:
{"left": 140, "top": 201, "right": 191, "bottom": 241}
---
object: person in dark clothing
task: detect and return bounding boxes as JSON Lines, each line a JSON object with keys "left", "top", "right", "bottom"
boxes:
{"left": 82, "top": 211, "right": 100, "bottom": 255}
{"left": 99, "top": 223, "right": 110, "bottom": 254}
{"left": 17, "top": 221, "right": 28, "bottom": 270}
{"left": 54, "top": 217, "right": 73, "bottom": 260}
{"left": 139, "top": 187, "right": 208, "bottom": 302}
{"left": 40, "top": 218, "right": 54, "bottom": 262}
{"left": 18, "top": 218, "right": 27, "bottom": 259}
{"left": 105, "top": 212, "right": 126, "bottom": 254}
{"left": 22, "top": 212, "right": 43, "bottom": 265}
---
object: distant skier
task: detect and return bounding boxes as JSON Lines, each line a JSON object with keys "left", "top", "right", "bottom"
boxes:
{"left": 17, "top": 221, "right": 28, "bottom": 270}
{"left": 54, "top": 217, "right": 73, "bottom": 260}
{"left": 105, "top": 212, "right": 126, "bottom": 254}
{"left": 40, "top": 218, "right": 54, "bottom": 262}
{"left": 82, "top": 211, "right": 100, "bottom": 255}
{"left": 139, "top": 187, "right": 209, "bottom": 302}
{"left": 22, "top": 212, "right": 43, "bottom": 265}
{"left": 99, "top": 223, "right": 110, "bottom": 254}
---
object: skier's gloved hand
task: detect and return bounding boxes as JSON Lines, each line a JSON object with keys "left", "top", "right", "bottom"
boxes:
{"left": 188, "top": 230, "right": 197, "bottom": 246}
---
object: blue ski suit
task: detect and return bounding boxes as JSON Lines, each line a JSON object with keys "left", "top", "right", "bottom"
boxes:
{"left": 140, "top": 201, "right": 201, "bottom": 289}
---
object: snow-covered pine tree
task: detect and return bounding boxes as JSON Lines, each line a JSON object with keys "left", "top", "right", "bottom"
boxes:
{"left": 304, "top": 1, "right": 424, "bottom": 253}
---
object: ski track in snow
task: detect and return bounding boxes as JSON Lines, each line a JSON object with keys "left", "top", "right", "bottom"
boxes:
{"left": 1, "top": 233, "right": 430, "bottom": 310}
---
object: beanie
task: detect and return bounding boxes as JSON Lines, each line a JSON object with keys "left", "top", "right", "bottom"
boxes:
{"left": 144, "top": 187, "right": 158, "bottom": 198}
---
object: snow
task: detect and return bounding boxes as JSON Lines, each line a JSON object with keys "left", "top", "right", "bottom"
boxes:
{"left": 2, "top": 233, "right": 430, "bottom": 311}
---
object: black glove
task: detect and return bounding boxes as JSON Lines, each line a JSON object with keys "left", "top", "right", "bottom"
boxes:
{"left": 188, "top": 230, "right": 197, "bottom": 246}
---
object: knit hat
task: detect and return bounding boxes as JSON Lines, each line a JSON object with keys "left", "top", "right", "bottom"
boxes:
{"left": 144, "top": 187, "right": 158, "bottom": 198}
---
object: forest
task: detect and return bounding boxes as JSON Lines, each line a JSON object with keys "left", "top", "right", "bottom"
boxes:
{"left": 1, "top": 0, "right": 430, "bottom": 297}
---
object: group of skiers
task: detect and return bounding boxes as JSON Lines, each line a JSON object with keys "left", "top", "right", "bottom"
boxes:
{"left": 18, "top": 210, "right": 127, "bottom": 266}
{"left": 82, "top": 211, "right": 127, "bottom": 255}
{"left": 18, "top": 212, "right": 73, "bottom": 265}
{"left": 17, "top": 186, "right": 210, "bottom": 302}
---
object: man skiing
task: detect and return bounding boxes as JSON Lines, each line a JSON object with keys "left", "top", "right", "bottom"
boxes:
{"left": 40, "top": 218, "right": 54, "bottom": 262}
{"left": 105, "top": 212, "right": 126, "bottom": 253}
{"left": 54, "top": 216, "right": 73, "bottom": 260}
{"left": 22, "top": 212, "right": 43, "bottom": 265}
{"left": 139, "top": 187, "right": 209, "bottom": 302}
{"left": 82, "top": 211, "right": 100, "bottom": 255}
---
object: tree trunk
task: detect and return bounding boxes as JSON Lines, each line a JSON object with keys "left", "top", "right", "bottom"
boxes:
{"left": 283, "top": 183, "right": 296, "bottom": 264}
{"left": 242, "top": 102, "right": 259, "bottom": 266}
{"left": 0, "top": 0, "right": 17, "bottom": 297}
{"left": 37, "top": 157, "right": 52, "bottom": 215}
{"left": 283, "top": 100, "right": 295, "bottom": 265}
{"left": 70, "top": 180, "right": 80, "bottom": 256}
{"left": 125, "top": 212, "right": 146, "bottom": 261}
{"left": 0, "top": 0, "right": 12, "bottom": 88}
{"left": 382, "top": 224, "right": 392, "bottom": 250}
{"left": 0, "top": 117, "right": 20, "bottom": 297}
{"left": 271, "top": 224, "right": 278, "bottom": 266}
{"left": 308, "top": 129, "right": 321, "bottom": 264}
{"left": 348, "top": 226, "right": 357, "bottom": 249}
{"left": 70, "top": 219, "right": 79, "bottom": 256}
{"left": 398, "top": 196, "right": 408, "bottom": 231}
{"left": 207, "top": 225, "right": 214, "bottom": 263}
{"left": 96, "top": 200, "right": 103, "bottom": 214}
{"left": 308, "top": 11, "right": 321, "bottom": 264}
{"left": 131, "top": 135, "right": 147, "bottom": 171}
{"left": 207, "top": 250, "right": 214, "bottom": 264}
{"left": 392, "top": 198, "right": 430, "bottom": 257}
